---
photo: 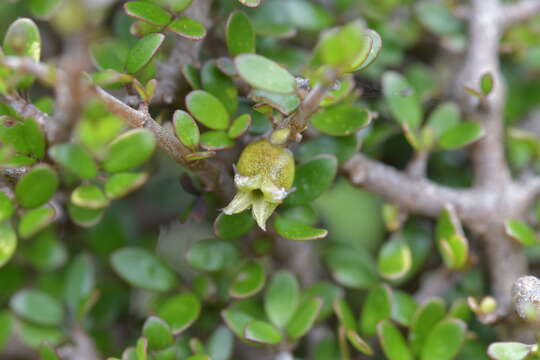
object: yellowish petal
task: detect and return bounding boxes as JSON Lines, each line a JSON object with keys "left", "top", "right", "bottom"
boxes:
{"left": 223, "top": 191, "right": 253, "bottom": 215}
{"left": 252, "top": 199, "right": 278, "bottom": 231}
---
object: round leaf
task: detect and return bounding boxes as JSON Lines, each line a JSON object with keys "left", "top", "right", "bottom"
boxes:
{"left": 105, "top": 172, "right": 148, "bottom": 200}
{"left": 274, "top": 215, "right": 328, "bottom": 241}
{"left": 244, "top": 320, "right": 282, "bottom": 344}
{"left": 286, "top": 155, "right": 337, "bottom": 205}
{"left": 15, "top": 165, "right": 59, "bottom": 208}
{"left": 111, "top": 247, "right": 176, "bottom": 292}
{"left": 377, "top": 236, "right": 412, "bottom": 281}
{"left": 235, "top": 54, "right": 296, "bottom": 93}
{"left": 126, "top": 33, "right": 165, "bottom": 74}
{"left": 377, "top": 320, "right": 413, "bottom": 360}
{"left": 0, "top": 222, "right": 16, "bottom": 268}
{"left": 214, "top": 210, "right": 255, "bottom": 240}
{"left": 173, "top": 110, "right": 200, "bottom": 150}
{"left": 143, "top": 317, "right": 173, "bottom": 351}
{"left": 167, "top": 17, "right": 206, "bottom": 40}
{"left": 71, "top": 185, "right": 109, "bottom": 209}
{"left": 124, "top": 1, "right": 172, "bottom": 26}
{"left": 186, "top": 90, "right": 230, "bottom": 130}
{"left": 420, "top": 319, "right": 466, "bottom": 360}
{"left": 229, "top": 261, "right": 266, "bottom": 299}
{"left": 49, "top": 143, "right": 97, "bottom": 179}
{"left": 186, "top": 239, "right": 239, "bottom": 272}
{"left": 285, "top": 296, "right": 323, "bottom": 340}
{"left": 157, "top": 293, "right": 201, "bottom": 334}
{"left": 103, "top": 129, "right": 156, "bottom": 173}
{"left": 310, "top": 104, "right": 371, "bottom": 136}
{"left": 226, "top": 11, "right": 255, "bottom": 56}
{"left": 265, "top": 271, "right": 300, "bottom": 328}
{"left": 18, "top": 206, "right": 55, "bottom": 239}
{"left": 438, "top": 122, "right": 485, "bottom": 149}
{"left": 10, "top": 289, "right": 63, "bottom": 326}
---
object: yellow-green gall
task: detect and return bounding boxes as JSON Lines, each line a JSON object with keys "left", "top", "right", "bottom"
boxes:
{"left": 223, "top": 139, "right": 295, "bottom": 231}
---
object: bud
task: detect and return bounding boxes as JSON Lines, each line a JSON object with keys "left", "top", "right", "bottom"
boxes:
{"left": 223, "top": 139, "right": 295, "bottom": 231}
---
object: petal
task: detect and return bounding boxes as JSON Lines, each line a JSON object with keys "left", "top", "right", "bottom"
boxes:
{"left": 261, "top": 178, "right": 288, "bottom": 203}
{"left": 223, "top": 191, "right": 253, "bottom": 215}
{"left": 252, "top": 198, "right": 278, "bottom": 231}
{"left": 235, "top": 173, "right": 262, "bottom": 191}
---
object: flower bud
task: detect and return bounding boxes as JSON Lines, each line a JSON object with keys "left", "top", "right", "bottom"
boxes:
{"left": 223, "top": 139, "right": 295, "bottom": 230}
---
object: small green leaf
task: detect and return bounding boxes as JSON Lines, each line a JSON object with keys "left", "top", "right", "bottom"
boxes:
{"left": 310, "top": 104, "right": 371, "bottom": 136}
{"left": 377, "top": 236, "right": 412, "bottom": 281}
{"left": 214, "top": 211, "right": 255, "bottom": 240}
{"left": 325, "top": 246, "right": 377, "bottom": 289}
{"left": 124, "top": 1, "right": 172, "bottom": 26}
{"left": 0, "top": 311, "right": 12, "bottom": 352}
{"left": 168, "top": 17, "right": 206, "bottom": 40}
{"left": 0, "top": 222, "right": 16, "bottom": 268}
{"left": 383, "top": 71, "right": 422, "bottom": 132}
{"left": 64, "top": 253, "right": 95, "bottom": 317}
{"left": 49, "top": 143, "right": 97, "bottom": 179}
{"left": 173, "top": 110, "right": 200, "bottom": 150}
{"left": 265, "top": 271, "right": 300, "bottom": 328}
{"left": 71, "top": 185, "right": 109, "bottom": 209}
{"left": 228, "top": 114, "right": 251, "bottom": 139}
{"left": 437, "top": 205, "right": 469, "bottom": 268}
{"left": 68, "top": 203, "right": 103, "bottom": 228}
{"left": 249, "top": 90, "right": 300, "bottom": 115}
{"left": 143, "top": 317, "right": 173, "bottom": 351}
{"left": 286, "top": 155, "right": 337, "bottom": 205}
{"left": 351, "top": 29, "right": 382, "bottom": 72}
{"left": 17, "top": 321, "right": 62, "bottom": 348}
{"left": 103, "top": 129, "right": 156, "bottom": 172}
{"left": 346, "top": 330, "right": 374, "bottom": 356}
{"left": 235, "top": 54, "right": 296, "bottom": 93}
{"left": 136, "top": 337, "right": 148, "bottom": 360}
{"left": 415, "top": 1, "right": 462, "bottom": 36}
{"left": 18, "top": 206, "right": 55, "bottom": 239}
{"left": 487, "top": 342, "right": 534, "bottom": 360}
{"left": 10, "top": 289, "right": 63, "bottom": 326}
{"left": 221, "top": 300, "right": 263, "bottom": 339}
{"left": 186, "top": 90, "right": 230, "bottom": 130}
{"left": 391, "top": 290, "right": 417, "bottom": 327}
{"left": 377, "top": 320, "right": 413, "bottom": 360}
{"left": 360, "top": 284, "right": 393, "bottom": 337}
{"left": 126, "top": 33, "right": 165, "bottom": 74}
{"left": 200, "top": 131, "right": 235, "bottom": 150}
{"left": 298, "top": 135, "right": 358, "bottom": 164}
{"left": 438, "top": 122, "right": 485, "bottom": 149}
{"left": 185, "top": 151, "right": 216, "bottom": 161}
{"left": 182, "top": 64, "right": 201, "bottom": 89}
{"left": 274, "top": 216, "right": 328, "bottom": 241}
{"left": 244, "top": 321, "right": 282, "bottom": 344}
{"left": 186, "top": 239, "right": 239, "bottom": 272}
{"left": 409, "top": 298, "right": 446, "bottom": 355}
{"left": 29, "top": 0, "right": 62, "bottom": 18}
{"left": 481, "top": 72, "right": 494, "bottom": 96}
{"left": 505, "top": 219, "right": 538, "bottom": 247}
{"left": 90, "top": 40, "right": 129, "bottom": 72}
{"left": 157, "top": 293, "right": 201, "bottom": 334}
{"left": 286, "top": 296, "right": 323, "bottom": 340}
{"left": 4, "top": 18, "right": 41, "bottom": 61}
{"left": 226, "top": 11, "right": 255, "bottom": 56}
{"left": 303, "top": 282, "right": 343, "bottom": 322}
{"left": 0, "top": 192, "right": 14, "bottom": 222}
{"left": 333, "top": 298, "right": 356, "bottom": 331}
{"left": 420, "top": 319, "right": 466, "bottom": 360}
{"left": 111, "top": 247, "right": 176, "bottom": 292}
{"left": 426, "top": 102, "right": 461, "bottom": 140}
{"left": 0, "top": 117, "right": 45, "bottom": 158}
{"left": 229, "top": 261, "right": 266, "bottom": 299}
{"left": 207, "top": 326, "right": 234, "bottom": 360}
{"left": 105, "top": 172, "right": 148, "bottom": 200}
{"left": 15, "top": 164, "right": 59, "bottom": 208}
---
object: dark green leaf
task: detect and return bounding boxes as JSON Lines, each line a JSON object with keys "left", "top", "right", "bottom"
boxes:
{"left": 229, "top": 261, "right": 266, "bottom": 299}
{"left": 214, "top": 211, "right": 255, "bottom": 240}
{"left": 103, "top": 129, "right": 156, "bottom": 173}
{"left": 10, "top": 289, "right": 63, "bottom": 326}
{"left": 274, "top": 216, "right": 328, "bottom": 241}
{"left": 226, "top": 11, "right": 255, "bottom": 56}
{"left": 286, "top": 296, "right": 322, "bottom": 339}
{"left": 111, "top": 247, "right": 176, "bottom": 292}
{"left": 49, "top": 143, "right": 97, "bottom": 179}
{"left": 297, "top": 135, "right": 358, "bottom": 164}
{"left": 29, "top": 0, "right": 62, "bottom": 18}
{"left": 39, "top": 342, "right": 60, "bottom": 360}
{"left": 186, "top": 90, "right": 230, "bottom": 130}
{"left": 157, "top": 293, "right": 201, "bottom": 334}
{"left": 420, "top": 319, "right": 466, "bottom": 360}
{"left": 126, "top": 33, "right": 165, "bottom": 74}
{"left": 143, "top": 317, "right": 173, "bottom": 351}
{"left": 168, "top": 17, "right": 206, "bottom": 40}
{"left": 15, "top": 165, "right": 59, "bottom": 208}
{"left": 303, "top": 282, "right": 343, "bottom": 322}
{"left": 186, "top": 239, "right": 239, "bottom": 272}
{"left": 64, "top": 253, "right": 95, "bottom": 316}
{"left": 235, "top": 54, "right": 296, "bottom": 93}
{"left": 286, "top": 155, "right": 337, "bottom": 205}
{"left": 310, "top": 104, "right": 371, "bottom": 136}
{"left": 409, "top": 298, "right": 446, "bottom": 355}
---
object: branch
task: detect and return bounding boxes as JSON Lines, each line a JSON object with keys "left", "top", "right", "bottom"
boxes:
{"left": 501, "top": 0, "right": 540, "bottom": 28}
{"left": 152, "top": 0, "right": 212, "bottom": 104}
